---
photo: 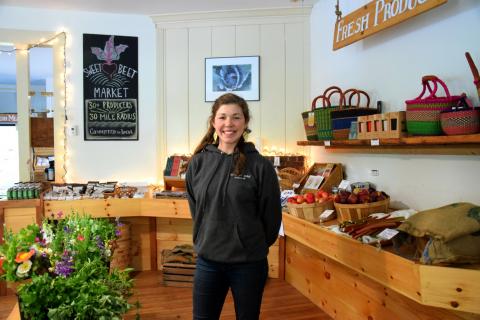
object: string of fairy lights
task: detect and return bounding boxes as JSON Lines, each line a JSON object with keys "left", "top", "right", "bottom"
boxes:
{"left": 0, "top": 31, "right": 69, "bottom": 183}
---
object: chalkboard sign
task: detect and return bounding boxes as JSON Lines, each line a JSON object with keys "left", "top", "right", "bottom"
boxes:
{"left": 83, "top": 34, "right": 138, "bottom": 140}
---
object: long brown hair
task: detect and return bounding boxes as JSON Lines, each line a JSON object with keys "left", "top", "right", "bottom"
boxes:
{"left": 193, "top": 93, "right": 251, "bottom": 175}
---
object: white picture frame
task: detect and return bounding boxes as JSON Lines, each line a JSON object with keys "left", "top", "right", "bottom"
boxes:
{"left": 205, "top": 56, "right": 260, "bottom": 102}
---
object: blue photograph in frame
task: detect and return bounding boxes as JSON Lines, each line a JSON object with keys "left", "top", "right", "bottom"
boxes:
{"left": 205, "top": 56, "right": 260, "bottom": 102}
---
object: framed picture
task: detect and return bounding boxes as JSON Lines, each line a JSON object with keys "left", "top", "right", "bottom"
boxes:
{"left": 205, "top": 56, "right": 260, "bottom": 102}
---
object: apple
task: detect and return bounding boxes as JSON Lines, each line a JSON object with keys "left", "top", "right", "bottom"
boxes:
{"left": 358, "top": 194, "right": 371, "bottom": 203}
{"left": 296, "top": 195, "right": 305, "bottom": 204}
{"left": 304, "top": 192, "right": 315, "bottom": 204}
{"left": 357, "top": 189, "right": 369, "bottom": 196}
{"left": 347, "top": 194, "right": 358, "bottom": 204}
{"left": 333, "top": 194, "right": 342, "bottom": 203}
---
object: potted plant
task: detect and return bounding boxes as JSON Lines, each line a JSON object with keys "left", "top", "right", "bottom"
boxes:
{"left": 0, "top": 212, "right": 137, "bottom": 319}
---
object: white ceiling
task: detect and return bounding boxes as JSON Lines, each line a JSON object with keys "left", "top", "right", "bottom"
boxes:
{"left": 0, "top": 0, "right": 314, "bottom": 16}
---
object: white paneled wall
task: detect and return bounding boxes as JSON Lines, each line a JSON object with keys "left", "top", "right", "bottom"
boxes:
{"left": 153, "top": 8, "right": 311, "bottom": 181}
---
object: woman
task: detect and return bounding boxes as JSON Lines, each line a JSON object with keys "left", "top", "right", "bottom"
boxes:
{"left": 186, "top": 93, "right": 282, "bottom": 320}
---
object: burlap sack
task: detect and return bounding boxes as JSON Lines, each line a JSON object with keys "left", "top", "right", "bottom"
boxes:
{"left": 421, "top": 232, "right": 480, "bottom": 264}
{"left": 397, "top": 202, "right": 480, "bottom": 242}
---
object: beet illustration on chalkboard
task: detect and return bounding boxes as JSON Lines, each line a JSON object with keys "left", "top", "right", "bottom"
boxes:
{"left": 90, "top": 36, "right": 128, "bottom": 84}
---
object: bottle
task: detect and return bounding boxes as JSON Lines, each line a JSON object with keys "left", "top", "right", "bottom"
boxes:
{"left": 11, "top": 187, "right": 18, "bottom": 200}
{"left": 47, "top": 160, "right": 55, "bottom": 181}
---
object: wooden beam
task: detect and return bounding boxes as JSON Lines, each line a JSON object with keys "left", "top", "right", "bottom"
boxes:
{"left": 278, "top": 236, "right": 286, "bottom": 280}
{"left": 149, "top": 217, "right": 158, "bottom": 271}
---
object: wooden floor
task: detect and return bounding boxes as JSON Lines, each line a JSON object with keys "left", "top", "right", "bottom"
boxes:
{"left": 0, "top": 271, "right": 331, "bottom": 320}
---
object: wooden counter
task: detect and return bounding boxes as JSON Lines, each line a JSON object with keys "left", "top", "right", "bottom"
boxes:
{"left": 3, "top": 198, "right": 479, "bottom": 318}
{"left": 282, "top": 213, "right": 480, "bottom": 318}
{"left": 0, "top": 197, "right": 280, "bottom": 284}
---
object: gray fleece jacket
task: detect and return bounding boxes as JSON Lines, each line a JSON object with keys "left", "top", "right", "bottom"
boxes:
{"left": 186, "top": 143, "right": 282, "bottom": 263}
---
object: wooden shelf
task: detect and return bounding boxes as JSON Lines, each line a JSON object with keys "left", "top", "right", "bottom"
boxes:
{"left": 282, "top": 213, "right": 480, "bottom": 314}
{"left": 0, "top": 199, "right": 41, "bottom": 209}
{"left": 297, "top": 134, "right": 480, "bottom": 155}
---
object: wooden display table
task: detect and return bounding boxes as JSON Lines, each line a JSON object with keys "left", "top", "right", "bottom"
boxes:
{"left": 0, "top": 196, "right": 281, "bottom": 294}
{"left": 282, "top": 213, "right": 480, "bottom": 319}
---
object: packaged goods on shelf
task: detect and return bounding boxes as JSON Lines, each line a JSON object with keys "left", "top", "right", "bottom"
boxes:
{"left": 6, "top": 182, "right": 43, "bottom": 200}
{"left": 163, "top": 155, "right": 190, "bottom": 191}
{"left": 357, "top": 111, "right": 407, "bottom": 139}
{"left": 295, "top": 163, "right": 343, "bottom": 194}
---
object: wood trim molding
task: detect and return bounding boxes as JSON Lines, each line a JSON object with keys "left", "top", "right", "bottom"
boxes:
{"left": 151, "top": 7, "right": 312, "bottom": 28}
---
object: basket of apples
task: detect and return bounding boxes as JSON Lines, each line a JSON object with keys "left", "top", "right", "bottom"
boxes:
{"left": 286, "top": 190, "right": 334, "bottom": 223}
{"left": 333, "top": 187, "right": 390, "bottom": 222}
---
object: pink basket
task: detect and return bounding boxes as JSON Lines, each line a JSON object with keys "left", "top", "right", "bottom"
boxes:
{"left": 405, "top": 75, "right": 462, "bottom": 135}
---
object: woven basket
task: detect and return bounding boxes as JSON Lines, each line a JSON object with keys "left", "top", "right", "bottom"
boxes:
{"left": 331, "top": 89, "right": 380, "bottom": 140}
{"left": 278, "top": 167, "right": 304, "bottom": 191}
{"left": 287, "top": 200, "right": 334, "bottom": 223}
{"left": 302, "top": 86, "right": 344, "bottom": 141}
{"left": 316, "top": 86, "right": 345, "bottom": 140}
{"left": 440, "top": 96, "right": 480, "bottom": 135}
{"left": 406, "top": 75, "right": 462, "bottom": 135}
{"left": 334, "top": 198, "right": 390, "bottom": 223}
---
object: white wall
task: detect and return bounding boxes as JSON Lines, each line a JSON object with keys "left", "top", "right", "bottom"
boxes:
{"left": 310, "top": 0, "right": 480, "bottom": 210}
{"left": 153, "top": 8, "right": 311, "bottom": 180}
{"left": 0, "top": 6, "right": 157, "bottom": 184}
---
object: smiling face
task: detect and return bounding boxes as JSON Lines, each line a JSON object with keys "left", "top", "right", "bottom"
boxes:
{"left": 212, "top": 103, "right": 248, "bottom": 154}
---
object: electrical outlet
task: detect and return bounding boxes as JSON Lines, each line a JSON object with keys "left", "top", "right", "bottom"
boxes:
{"left": 370, "top": 169, "right": 379, "bottom": 177}
{"left": 69, "top": 125, "right": 79, "bottom": 136}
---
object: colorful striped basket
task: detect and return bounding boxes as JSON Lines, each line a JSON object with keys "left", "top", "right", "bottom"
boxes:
{"left": 405, "top": 75, "right": 462, "bottom": 135}
{"left": 440, "top": 95, "right": 480, "bottom": 135}
{"left": 302, "top": 86, "right": 344, "bottom": 141}
{"left": 331, "top": 89, "right": 380, "bottom": 140}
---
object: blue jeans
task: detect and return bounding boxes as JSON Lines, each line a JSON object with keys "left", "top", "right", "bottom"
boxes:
{"left": 193, "top": 256, "right": 268, "bottom": 320}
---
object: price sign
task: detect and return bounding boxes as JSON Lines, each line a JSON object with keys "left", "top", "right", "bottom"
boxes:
{"left": 377, "top": 228, "right": 399, "bottom": 240}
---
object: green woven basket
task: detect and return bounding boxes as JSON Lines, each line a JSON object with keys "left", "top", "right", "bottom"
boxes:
{"left": 314, "top": 107, "right": 336, "bottom": 140}
{"left": 406, "top": 121, "right": 443, "bottom": 135}
{"left": 314, "top": 86, "right": 345, "bottom": 140}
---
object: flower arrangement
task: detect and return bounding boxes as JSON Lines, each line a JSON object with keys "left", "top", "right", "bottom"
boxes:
{"left": 0, "top": 212, "right": 136, "bottom": 320}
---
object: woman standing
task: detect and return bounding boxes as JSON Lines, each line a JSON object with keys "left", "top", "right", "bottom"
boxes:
{"left": 186, "top": 93, "right": 282, "bottom": 320}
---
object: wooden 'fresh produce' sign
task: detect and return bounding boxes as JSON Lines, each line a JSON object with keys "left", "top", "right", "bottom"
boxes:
{"left": 83, "top": 34, "right": 138, "bottom": 140}
{"left": 333, "top": 0, "right": 447, "bottom": 50}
